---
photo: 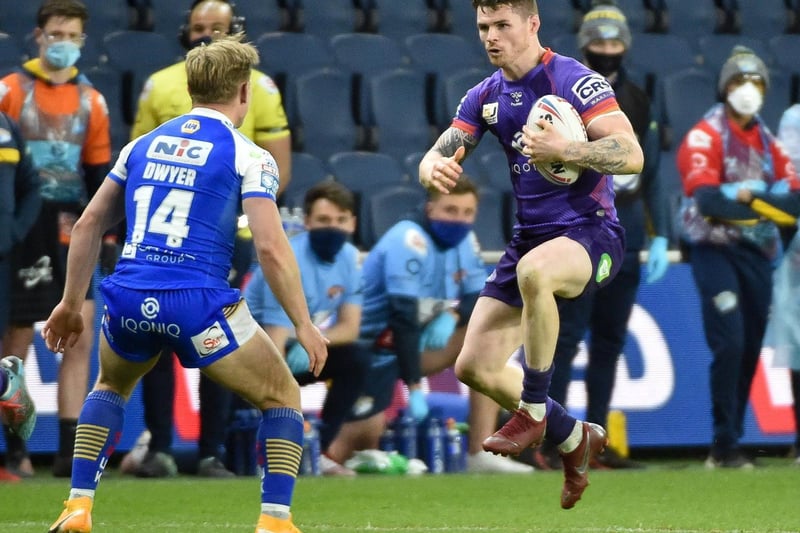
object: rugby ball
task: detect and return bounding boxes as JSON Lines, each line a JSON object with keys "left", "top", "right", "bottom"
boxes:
{"left": 526, "top": 95, "right": 587, "bottom": 186}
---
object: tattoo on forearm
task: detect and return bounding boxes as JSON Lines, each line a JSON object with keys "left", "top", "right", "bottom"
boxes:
{"left": 563, "top": 135, "right": 634, "bottom": 174}
{"left": 434, "top": 127, "right": 479, "bottom": 159}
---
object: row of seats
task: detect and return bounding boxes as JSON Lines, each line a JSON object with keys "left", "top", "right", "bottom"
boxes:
{"left": 283, "top": 150, "right": 513, "bottom": 251}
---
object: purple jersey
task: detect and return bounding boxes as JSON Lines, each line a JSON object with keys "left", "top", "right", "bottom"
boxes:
{"left": 453, "top": 50, "right": 621, "bottom": 236}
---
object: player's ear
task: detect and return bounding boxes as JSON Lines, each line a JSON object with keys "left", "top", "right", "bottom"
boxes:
{"left": 529, "top": 13, "right": 540, "bottom": 35}
{"left": 239, "top": 80, "right": 250, "bottom": 105}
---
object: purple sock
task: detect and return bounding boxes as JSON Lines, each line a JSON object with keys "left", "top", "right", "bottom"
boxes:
{"left": 544, "top": 397, "right": 578, "bottom": 445}
{"left": 521, "top": 363, "right": 554, "bottom": 404}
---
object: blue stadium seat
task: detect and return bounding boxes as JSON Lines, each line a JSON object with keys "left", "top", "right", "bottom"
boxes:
{"left": 328, "top": 150, "right": 410, "bottom": 248}
{"left": 479, "top": 150, "right": 513, "bottom": 193}
{"left": 230, "top": 0, "right": 286, "bottom": 38}
{"left": 611, "top": 0, "right": 650, "bottom": 34}
{"left": 293, "top": 67, "right": 363, "bottom": 161}
{"left": 626, "top": 32, "right": 698, "bottom": 78}
{"left": 0, "top": 34, "right": 25, "bottom": 77}
{"left": 549, "top": 33, "right": 582, "bottom": 62}
{"left": 294, "top": 0, "right": 363, "bottom": 39}
{"left": 768, "top": 34, "right": 800, "bottom": 76}
{"left": 281, "top": 152, "right": 332, "bottom": 209}
{"left": 79, "top": 0, "right": 132, "bottom": 35}
{"left": 365, "top": 67, "right": 434, "bottom": 161}
{"left": 370, "top": 0, "right": 436, "bottom": 40}
{"left": 366, "top": 184, "right": 427, "bottom": 248}
{"left": 102, "top": 30, "right": 183, "bottom": 124}
{"left": 733, "top": 0, "right": 792, "bottom": 37}
{"left": 440, "top": 67, "right": 487, "bottom": 130}
{"left": 759, "top": 69, "right": 791, "bottom": 134}
{"left": 660, "top": 67, "right": 717, "bottom": 150}
{"left": 474, "top": 187, "right": 509, "bottom": 251}
{"left": 84, "top": 65, "right": 128, "bottom": 153}
{"left": 697, "top": 34, "right": 771, "bottom": 73}
{"left": 256, "top": 31, "right": 333, "bottom": 128}
{"left": 0, "top": 5, "right": 38, "bottom": 44}
{"left": 536, "top": 2, "right": 582, "bottom": 45}
{"left": 660, "top": 0, "right": 720, "bottom": 47}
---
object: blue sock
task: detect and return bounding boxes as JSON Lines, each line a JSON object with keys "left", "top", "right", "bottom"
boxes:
{"left": 257, "top": 407, "right": 303, "bottom": 507}
{"left": 0, "top": 367, "right": 7, "bottom": 397}
{"left": 544, "top": 397, "right": 577, "bottom": 445}
{"left": 71, "top": 390, "right": 126, "bottom": 491}
{"left": 521, "top": 364, "right": 554, "bottom": 404}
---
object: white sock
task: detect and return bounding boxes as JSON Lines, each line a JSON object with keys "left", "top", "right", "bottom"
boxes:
{"left": 558, "top": 421, "right": 584, "bottom": 454}
{"left": 261, "top": 503, "right": 290, "bottom": 520}
{"left": 69, "top": 489, "right": 95, "bottom": 500}
{"left": 518, "top": 401, "right": 546, "bottom": 421}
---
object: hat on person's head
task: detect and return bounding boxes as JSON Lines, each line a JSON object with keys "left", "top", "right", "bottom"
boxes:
{"left": 577, "top": 0, "right": 632, "bottom": 51}
{"left": 718, "top": 45, "right": 770, "bottom": 94}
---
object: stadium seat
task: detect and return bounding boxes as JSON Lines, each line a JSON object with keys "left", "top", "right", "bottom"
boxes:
{"left": 330, "top": 33, "right": 409, "bottom": 125}
{"left": 610, "top": 0, "right": 650, "bottom": 34}
{"left": 660, "top": 67, "right": 717, "bottom": 150}
{"left": 535, "top": 1, "right": 582, "bottom": 45}
{"left": 759, "top": 69, "right": 791, "bottom": 134}
{"left": 403, "top": 33, "right": 487, "bottom": 129}
{"left": 293, "top": 67, "right": 363, "bottom": 161}
{"left": 366, "top": 184, "right": 427, "bottom": 248}
{"left": 626, "top": 32, "right": 698, "bottom": 78}
{"left": 84, "top": 65, "right": 128, "bottom": 154}
{"left": 768, "top": 34, "right": 800, "bottom": 77}
{"left": 294, "top": 0, "right": 363, "bottom": 39}
{"left": 0, "top": 5, "right": 39, "bottom": 44}
{"left": 659, "top": 0, "right": 720, "bottom": 47}
{"left": 369, "top": 0, "right": 437, "bottom": 40}
{"left": 697, "top": 34, "right": 771, "bottom": 73}
{"left": 365, "top": 67, "right": 435, "bottom": 161}
{"left": 479, "top": 150, "right": 513, "bottom": 193}
{"left": 440, "top": 67, "right": 487, "bottom": 130}
{"left": 328, "top": 150, "right": 409, "bottom": 247}
{"left": 549, "top": 33, "right": 582, "bottom": 62}
{"left": 79, "top": 0, "right": 132, "bottom": 35}
{"left": 732, "top": 0, "right": 793, "bottom": 37}
{"left": 255, "top": 31, "right": 333, "bottom": 128}
{"left": 402, "top": 151, "right": 488, "bottom": 189}
{"left": 229, "top": 0, "right": 286, "bottom": 38}
{"left": 102, "top": 30, "right": 183, "bottom": 125}
{"left": 0, "top": 34, "right": 25, "bottom": 77}
{"left": 474, "top": 187, "right": 509, "bottom": 251}
{"left": 280, "top": 152, "right": 333, "bottom": 209}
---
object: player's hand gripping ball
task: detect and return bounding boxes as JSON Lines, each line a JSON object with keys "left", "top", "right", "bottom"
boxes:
{"left": 526, "top": 95, "right": 587, "bottom": 185}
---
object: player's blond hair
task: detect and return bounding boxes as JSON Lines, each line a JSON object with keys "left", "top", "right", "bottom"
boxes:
{"left": 185, "top": 34, "right": 259, "bottom": 105}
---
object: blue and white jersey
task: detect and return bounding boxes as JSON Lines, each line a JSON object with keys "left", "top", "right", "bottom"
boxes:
{"left": 108, "top": 107, "right": 279, "bottom": 290}
{"left": 244, "top": 231, "right": 362, "bottom": 332}
{"left": 360, "top": 220, "right": 486, "bottom": 338}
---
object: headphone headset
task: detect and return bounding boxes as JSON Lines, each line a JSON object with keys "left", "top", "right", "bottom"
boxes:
{"left": 178, "top": 0, "right": 247, "bottom": 50}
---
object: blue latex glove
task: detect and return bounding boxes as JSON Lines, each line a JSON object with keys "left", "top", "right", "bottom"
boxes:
{"left": 418, "top": 311, "right": 458, "bottom": 352}
{"left": 720, "top": 180, "right": 766, "bottom": 200}
{"left": 645, "top": 236, "right": 669, "bottom": 284}
{"left": 285, "top": 342, "right": 310, "bottom": 374}
{"left": 741, "top": 179, "right": 767, "bottom": 193}
{"left": 407, "top": 388, "right": 429, "bottom": 422}
{"left": 770, "top": 179, "right": 791, "bottom": 196}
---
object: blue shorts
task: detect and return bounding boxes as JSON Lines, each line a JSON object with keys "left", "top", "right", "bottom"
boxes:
{"left": 346, "top": 353, "right": 398, "bottom": 421}
{"left": 481, "top": 221, "right": 625, "bottom": 307}
{"left": 100, "top": 278, "right": 259, "bottom": 368}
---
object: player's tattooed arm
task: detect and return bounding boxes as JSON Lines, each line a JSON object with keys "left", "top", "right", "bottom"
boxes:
{"left": 432, "top": 127, "right": 479, "bottom": 160}
{"left": 562, "top": 132, "right": 642, "bottom": 174}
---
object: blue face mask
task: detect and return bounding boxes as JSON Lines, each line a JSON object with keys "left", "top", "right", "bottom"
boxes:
{"left": 44, "top": 41, "right": 81, "bottom": 69}
{"left": 428, "top": 219, "right": 472, "bottom": 249}
{"left": 308, "top": 227, "right": 348, "bottom": 263}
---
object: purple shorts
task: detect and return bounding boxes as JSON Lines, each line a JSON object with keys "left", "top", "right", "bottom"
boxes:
{"left": 481, "top": 221, "right": 625, "bottom": 308}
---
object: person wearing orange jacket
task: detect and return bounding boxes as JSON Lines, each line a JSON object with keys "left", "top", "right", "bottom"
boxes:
{"left": 0, "top": 0, "right": 112, "bottom": 478}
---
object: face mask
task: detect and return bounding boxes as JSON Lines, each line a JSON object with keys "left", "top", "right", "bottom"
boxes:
{"left": 727, "top": 81, "right": 764, "bottom": 116}
{"left": 584, "top": 50, "right": 623, "bottom": 77}
{"left": 188, "top": 36, "right": 213, "bottom": 50}
{"left": 428, "top": 220, "right": 472, "bottom": 249}
{"left": 44, "top": 41, "right": 81, "bottom": 69}
{"left": 308, "top": 227, "right": 348, "bottom": 263}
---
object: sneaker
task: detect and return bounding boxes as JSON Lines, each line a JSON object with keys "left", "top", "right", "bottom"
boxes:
{"left": 592, "top": 447, "right": 644, "bottom": 470}
{"left": 482, "top": 409, "right": 546, "bottom": 457}
{"left": 0, "top": 356, "right": 37, "bottom": 440}
{"left": 197, "top": 456, "right": 236, "bottom": 478}
{"left": 135, "top": 451, "right": 178, "bottom": 478}
{"left": 49, "top": 496, "right": 93, "bottom": 533}
{"left": 119, "top": 430, "right": 151, "bottom": 474}
{"left": 466, "top": 450, "right": 535, "bottom": 473}
{"left": 255, "top": 513, "right": 301, "bottom": 533}
{"left": 6, "top": 449, "right": 34, "bottom": 478}
{"left": 559, "top": 422, "right": 607, "bottom": 510}
{"left": 319, "top": 454, "right": 356, "bottom": 477}
{"left": 531, "top": 441, "right": 562, "bottom": 471}
{"left": 0, "top": 466, "right": 21, "bottom": 483}
{"left": 704, "top": 451, "right": 754, "bottom": 470}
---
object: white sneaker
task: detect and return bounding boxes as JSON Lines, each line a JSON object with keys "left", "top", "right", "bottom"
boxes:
{"left": 466, "top": 450, "right": 535, "bottom": 473}
{"left": 119, "top": 430, "right": 151, "bottom": 474}
{"left": 319, "top": 454, "right": 356, "bottom": 477}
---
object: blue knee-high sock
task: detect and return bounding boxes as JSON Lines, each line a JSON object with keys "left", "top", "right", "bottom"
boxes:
{"left": 544, "top": 397, "right": 577, "bottom": 445}
{"left": 71, "top": 390, "right": 126, "bottom": 490}
{"left": 256, "top": 407, "right": 304, "bottom": 507}
{"left": 521, "top": 363, "right": 554, "bottom": 404}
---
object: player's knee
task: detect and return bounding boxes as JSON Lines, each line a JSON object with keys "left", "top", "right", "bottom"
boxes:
{"left": 454, "top": 355, "right": 483, "bottom": 389}
{"left": 516, "top": 258, "right": 551, "bottom": 296}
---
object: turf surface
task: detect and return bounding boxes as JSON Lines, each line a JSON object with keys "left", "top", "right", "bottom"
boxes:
{"left": 2, "top": 458, "right": 799, "bottom": 532}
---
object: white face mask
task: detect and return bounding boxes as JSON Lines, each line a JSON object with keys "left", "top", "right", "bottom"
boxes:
{"left": 727, "top": 81, "right": 764, "bottom": 117}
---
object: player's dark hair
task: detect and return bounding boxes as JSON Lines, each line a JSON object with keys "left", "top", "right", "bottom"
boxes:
{"left": 37, "top": 0, "right": 89, "bottom": 29}
{"left": 471, "top": 0, "right": 538, "bottom": 15}
{"left": 304, "top": 180, "right": 356, "bottom": 216}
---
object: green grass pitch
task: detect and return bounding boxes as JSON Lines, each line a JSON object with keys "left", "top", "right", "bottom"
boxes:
{"left": 2, "top": 459, "right": 799, "bottom": 532}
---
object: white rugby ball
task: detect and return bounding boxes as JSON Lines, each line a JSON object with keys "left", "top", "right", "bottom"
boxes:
{"left": 526, "top": 95, "right": 587, "bottom": 186}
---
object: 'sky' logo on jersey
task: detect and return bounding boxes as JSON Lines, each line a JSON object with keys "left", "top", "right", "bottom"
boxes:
{"left": 146, "top": 135, "right": 213, "bottom": 166}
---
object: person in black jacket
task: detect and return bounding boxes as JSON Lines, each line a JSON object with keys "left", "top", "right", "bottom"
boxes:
{"left": 535, "top": 0, "right": 671, "bottom": 470}
{"left": 0, "top": 110, "right": 42, "bottom": 482}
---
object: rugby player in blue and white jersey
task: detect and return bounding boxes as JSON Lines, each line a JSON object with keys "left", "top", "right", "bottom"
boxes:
{"left": 419, "top": 0, "right": 643, "bottom": 509}
{"left": 43, "top": 36, "right": 326, "bottom": 533}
